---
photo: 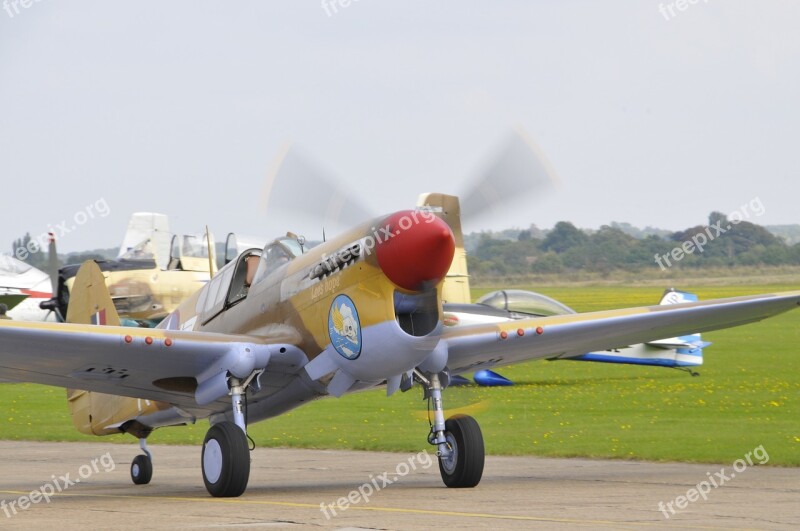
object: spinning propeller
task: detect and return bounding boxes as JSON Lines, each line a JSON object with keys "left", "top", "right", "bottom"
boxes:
{"left": 259, "top": 127, "right": 560, "bottom": 238}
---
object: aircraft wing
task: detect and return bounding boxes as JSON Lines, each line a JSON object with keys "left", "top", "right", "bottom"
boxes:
{"left": 0, "top": 292, "right": 28, "bottom": 311}
{"left": 443, "top": 291, "right": 800, "bottom": 374}
{"left": 0, "top": 321, "right": 305, "bottom": 416}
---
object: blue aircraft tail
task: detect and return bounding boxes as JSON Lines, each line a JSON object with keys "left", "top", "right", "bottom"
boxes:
{"left": 566, "top": 289, "right": 709, "bottom": 370}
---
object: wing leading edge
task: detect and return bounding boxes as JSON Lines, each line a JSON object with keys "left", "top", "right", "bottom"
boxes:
{"left": 443, "top": 291, "right": 800, "bottom": 374}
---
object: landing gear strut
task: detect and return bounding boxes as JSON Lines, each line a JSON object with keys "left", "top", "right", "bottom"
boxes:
{"left": 419, "top": 371, "right": 485, "bottom": 488}
{"left": 201, "top": 377, "right": 251, "bottom": 497}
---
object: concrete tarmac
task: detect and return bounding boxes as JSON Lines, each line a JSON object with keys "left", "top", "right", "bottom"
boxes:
{"left": 0, "top": 441, "right": 797, "bottom": 530}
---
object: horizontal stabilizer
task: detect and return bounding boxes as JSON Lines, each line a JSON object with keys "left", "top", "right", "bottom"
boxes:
{"left": 648, "top": 337, "right": 711, "bottom": 350}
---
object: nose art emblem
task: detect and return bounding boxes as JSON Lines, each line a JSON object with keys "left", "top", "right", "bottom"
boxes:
{"left": 328, "top": 295, "right": 362, "bottom": 360}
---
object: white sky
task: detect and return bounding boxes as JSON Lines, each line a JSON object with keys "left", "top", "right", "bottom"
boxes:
{"left": 1, "top": 1, "right": 799, "bottom": 252}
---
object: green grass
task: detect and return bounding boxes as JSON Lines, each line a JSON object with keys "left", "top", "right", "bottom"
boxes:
{"left": 1, "top": 284, "right": 798, "bottom": 465}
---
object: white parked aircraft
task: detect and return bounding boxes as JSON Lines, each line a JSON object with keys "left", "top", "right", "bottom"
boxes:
{"left": 0, "top": 252, "right": 55, "bottom": 322}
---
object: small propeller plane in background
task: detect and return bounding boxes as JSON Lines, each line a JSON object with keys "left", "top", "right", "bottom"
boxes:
{"left": 43, "top": 212, "right": 270, "bottom": 327}
{"left": 445, "top": 288, "right": 707, "bottom": 386}
{"left": 1, "top": 193, "right": 800, "bottom": 498}
{"left": 42, "top": 213, "right": 225, "bottom": 327}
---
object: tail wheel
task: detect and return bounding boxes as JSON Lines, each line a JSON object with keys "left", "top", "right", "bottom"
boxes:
{"left": 202, "top": 421, "right": 250, "bottom": 497}
{"left": 130, "top": 454, "right": 152, "bottom": 485}
{"left": 438, "top": 414, "right": 484, "bottom": 488}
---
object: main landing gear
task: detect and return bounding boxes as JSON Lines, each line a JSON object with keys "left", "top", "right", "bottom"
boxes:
{"left": 417, "top": 371, "right": 485, "bottom": 488}
{"left": 201, "top": 377, "right": 251, "bottom": 497}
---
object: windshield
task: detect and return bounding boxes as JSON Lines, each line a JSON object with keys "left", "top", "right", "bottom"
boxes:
{"left": 278, "top": 237, "right": 305, "bottom": 258}
{"left": 119, "top": 239, "right": 156, "bottom": 261}
{"left": 251, "top": 237, "right": 305, "bottom": 285}
{"left": 476, "top": 289, "right": 575, "bottom": 317}
{"left": 179, "top": 235, "right": 210, "bottom": 258}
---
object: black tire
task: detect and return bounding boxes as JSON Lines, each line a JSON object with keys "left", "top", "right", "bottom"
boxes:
{"left": 202, "top": 421, "right": 250, "bottom": 497}
{"left": 130, "top": 454, "right": 152, "bottom": 485}
{"left": 438, "top": 414, "right": 484, "bottom": 488}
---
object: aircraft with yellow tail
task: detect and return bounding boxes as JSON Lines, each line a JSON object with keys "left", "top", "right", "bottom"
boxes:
{"left": 41, "top": 213, "right": 219, "bottom": 326}
{"left": 2, "top": 195, "right": 800, "bottom": 498}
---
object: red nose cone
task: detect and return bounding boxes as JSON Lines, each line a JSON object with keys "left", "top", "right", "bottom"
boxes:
{"left": 375, "top": 210, "right": 455, "bottom": 291}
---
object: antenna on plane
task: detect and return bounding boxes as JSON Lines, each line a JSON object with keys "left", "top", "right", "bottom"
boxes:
{"left": 205, "top": 226, "right": 215, "bottom": 277}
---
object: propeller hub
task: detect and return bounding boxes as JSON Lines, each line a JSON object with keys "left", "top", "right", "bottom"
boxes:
{"left": 375, "top": 210, "right": 455, "bottom": 291}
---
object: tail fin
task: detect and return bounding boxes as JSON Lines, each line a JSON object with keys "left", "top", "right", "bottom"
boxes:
{"left": 658, "top": 288, "right": 696, "bottom": 306}
{"left": 65, "top": 260, "right": 121, "bottom": 326}
{"left": 117, "top": 212, "right": 172, "bottom": 269}
{"left": 417, "top": 193, "right": 471, "bottom": 304}
{"left": 567, "top": 289, "right": 709, "bottom": 371}
{"left": 647, "top": 289, "right": 710, "bottom": 368}
{"left": 66, "top": 261, "right": 187, "bottom": 438}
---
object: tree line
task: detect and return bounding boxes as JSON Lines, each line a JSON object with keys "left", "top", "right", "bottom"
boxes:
{"left": 9, "top": 233, "right": 115, "bottom": 270}
{"left": 10, "top": 212, "right": 800, "bottom": 277}
{"left": 466, "top": 212, "right": 800, "bottom": 276}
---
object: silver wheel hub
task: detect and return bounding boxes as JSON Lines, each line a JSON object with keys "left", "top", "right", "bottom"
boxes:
{"left": 440, "top": 432, "right": 458, "bottom": 475}
{"left": 203, "top": 439, "right": 223, "bottom": 484}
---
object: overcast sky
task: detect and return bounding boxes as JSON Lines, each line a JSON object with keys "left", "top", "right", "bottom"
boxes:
{"left": 1, "top": 1, "right": 799, "bottom": 253}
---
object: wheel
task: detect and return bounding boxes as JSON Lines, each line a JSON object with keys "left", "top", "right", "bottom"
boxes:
{"left": 130, "top": 454, "right": 152, "bottom": 485}
{"left": 438, "top": 414, "right": 484, "bottom": 488}
{"left": 202, "top": 421, "right": 250, "bottom": 497}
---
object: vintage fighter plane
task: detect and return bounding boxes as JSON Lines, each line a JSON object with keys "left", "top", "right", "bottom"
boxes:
{"left": 43, "top": 213, "right": 269, "bottom": 327}
{"left": 1, "top": 197, "right": 800, "bottom": 498}
{"left": 42, "top": 213, "right": 218, "bottom": 326}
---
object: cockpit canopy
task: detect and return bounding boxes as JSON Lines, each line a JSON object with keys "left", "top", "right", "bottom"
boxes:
{"left": 225, "top": 233, "right": 268, "bottom": 265}
{"left": 476, "top": 289, "right": 575, "bottom": 317}
{"left": 169, "top": 234, "right": 214, "bottom": 272}
{"left": 118, "top": 239, "right": 156, "bottom": 262}
{"left": 195, "top": 234, "right": 307, "bottom": 325}
{"left": 250, "top": 235, "right": 306, "bottom": 286}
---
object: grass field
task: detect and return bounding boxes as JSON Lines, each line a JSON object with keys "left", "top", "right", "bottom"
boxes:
{"left": 1, "top": 284, "right": 798, "bottom": 465}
